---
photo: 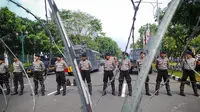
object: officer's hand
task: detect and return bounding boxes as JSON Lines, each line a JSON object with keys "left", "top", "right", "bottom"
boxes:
{"left": 116, "top": 69, "right": 120, "bottom": 73}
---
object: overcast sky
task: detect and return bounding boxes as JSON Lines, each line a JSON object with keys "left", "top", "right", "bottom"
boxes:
{"left": 1, "top": 0, "right": 171, "bottom": 52}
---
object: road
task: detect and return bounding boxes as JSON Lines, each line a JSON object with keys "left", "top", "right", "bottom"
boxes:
{"left": 0, "top": 67, "right": 200, "bottom": 112}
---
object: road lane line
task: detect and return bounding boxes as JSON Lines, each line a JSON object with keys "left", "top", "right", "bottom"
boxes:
{"left": 47, "top": 85, "right": 72, "bottom": 96}
{"left": 47, "top": 88, "right": 64, "bottom": 96}
{"left": 121, "top": 83, "right": 127, "bottom": 97}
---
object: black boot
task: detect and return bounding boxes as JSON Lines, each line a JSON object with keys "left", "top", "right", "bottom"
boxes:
{"left": 55, "top": 85, "right": 61, "bottom": 95}
{"left": 62, "top": 84, "right": 66, "bottom": 96}
{"left": 19, "top": 90, "right": 23, "bottom": 96}
{"left": 88, "top": 83, "right": 92, "bottom": 95}
{"left": 111, "top": 82, "right": 115, "bottom": 96}
{"left": 155, "top": 82, "right": 160, "bottom": 95}
{"left": 41, "top": 85, "right": 45, "bottom": 96}
{"left": 128, "top": 82, "right": 132, "bottom": 96}
{"left": 192, "top": 83, "right": 199, "bottom": 97}
{"left": 180, "top": 83, "right": 186, "bottom": 96}
{"left": 166, "top": 83, "right": 172, "bottom": 96}
{"left": 145, "top": 83, "right": 151, "bottom": 96}
{"left": 19, "top": 85, "right": 24, "bottom": 95}
{"left": 102, "top": 83, "right": 107, "bottom": 96}
{"left": 12, "top": 87, "right": 18, "bottom": 95}
{"left": 0, "top": 89, "right": 2, "bottom": 94}
{"left": 118, "top": 82, "right": 123, "bottom": 96}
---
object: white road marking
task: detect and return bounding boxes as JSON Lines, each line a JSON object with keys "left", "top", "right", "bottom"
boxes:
{"left": 47, "top": 88, "right": 64, "bottom": 96}
{"left": 47, "top": 85, "right": 72, "bottom": 96}
{"left": 121, "top": 83, "right": 127, "bottom": 97}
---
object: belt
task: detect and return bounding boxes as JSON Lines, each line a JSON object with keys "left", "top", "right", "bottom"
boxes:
{"left": 56, "top": 71, "right": 64, "bottom": 73}
{"left": 0, "top": 73, "right": 5, "bottom": 75}
{"left": 120, "top": 70, "right": 129, "bottom": 72}
{"left": 104, "top": 70, "right": 113, "bottom": 72}
{"left": 14, "top": 72, "right": 22, "bottom": 74}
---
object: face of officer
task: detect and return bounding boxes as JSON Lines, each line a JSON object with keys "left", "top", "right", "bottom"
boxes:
{"left": 57, "top": 57, "right": 61, "bottom": 61}
{"left": 0, "top": 60, "right": 3, "bottom": 64}
{"left": 106, "top": 56, "right": 110, "bottom": 60}
{"left": 160, "top": 53, "right": 166, "bottom": 57}
{"left": 140, "top": 53, "right": 145, "bottom": 59}
{"left": 35, "top": 56, "right": 40, "bottom": 61}
{"left": 82, "top": 56, "right": 86, "bottom": 61}
{"left": 14, "top": 57, "right": 18, "bottom": 62}
{"left": 123, "top": 54, "right": 126, "bottom": 59}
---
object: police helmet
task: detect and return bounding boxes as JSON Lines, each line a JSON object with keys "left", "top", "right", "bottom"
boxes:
{"left": 82, "top": 53, "right": 87, "bottom": 57}
{"left": 0, "top": 55, "right": 4, "bottom": 61}
{"left": 184, "top": 50, "right": 193, "bottom": 56}
{"left": 35, "top": 54, "right": 40, "bottom": 57}
{"left": 160, "top": 51, "right": 166, "bottom": 54}
{"left": 122, "top": 52, "right": 128, "bottom": 56}
{"left": 57, "top": 54, "right": 62, "bottom": 58}
{"left": 105, "top": 53, "right": 111, "bottom": 57}
{"left": 140, "top": 51, "right": 145, "bottom": 55}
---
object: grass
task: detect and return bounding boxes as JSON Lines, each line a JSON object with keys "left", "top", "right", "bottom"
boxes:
{"left": 152, "top": 63, "right": 200, "bottom": 81}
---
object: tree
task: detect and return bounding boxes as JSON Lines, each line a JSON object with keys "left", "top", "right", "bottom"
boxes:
{"left": 96, "top": 37, "right": 121, "bottom": 57}
{"left": 130, "top": 23, "right": 157, "bottom": 49}
{"left": 157, "top": 1, "right": 200, "bottom": 57}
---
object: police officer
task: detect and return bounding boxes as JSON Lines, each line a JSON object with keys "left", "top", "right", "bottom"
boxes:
{"left": 155, "top": 51, "right": 172, "bottom": 96}
{"left": 103, "top": 53, "right": 116, "bottom": 96}
{"left": 79, "top": 53, "right": 92, "bottom": 95}
{"left": 180, "top": 51, "right": 199, "bottom": 97}
{"left": 12, "top": 56, "right": 24, "bottom": 95}
{"left": 32, "top": 54, "right": 45, "bottom": 96}
{"left": 136, "top": 52, "right": 151, "bottom": 96}
{"left": 118, "top": 52, "right": 132, "bottom": 96}
{"left": 0, "top": 55, "right": 10, "bottom": 95}
{"left": 54, "top": 55, "right": 68, "bottom": 96}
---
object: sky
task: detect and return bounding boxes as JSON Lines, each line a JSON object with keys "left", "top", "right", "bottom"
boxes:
{"left": 0, "top": 0, "right": 171, "bottom": 52}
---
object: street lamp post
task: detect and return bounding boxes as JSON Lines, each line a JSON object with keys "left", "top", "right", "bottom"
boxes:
{"left": 16, "top": 31, "right": 28, "bottom": 63}
{"left": 135, "top": 0, "right": 162, "bottom": 56}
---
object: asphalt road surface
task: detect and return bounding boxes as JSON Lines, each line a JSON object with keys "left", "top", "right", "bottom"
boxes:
{"left": 0, "top": 67, "right": 200, "bottom": 112}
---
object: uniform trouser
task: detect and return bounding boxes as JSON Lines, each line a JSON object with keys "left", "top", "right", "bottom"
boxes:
{"left": 118, "top": 71, "right": 132, "bottom": 94}
{"left": 103, "top": 71, "right": 115, "bottom": 92}
{"left": 180, "top": 70, "right": 198, "bottom": 94}
{"left": 56, "top": 71, "right": 66, "bottom": 93}
{"left": 33, "top": 71, "right": 45, "bottom": 93}
{"left": 81, "top": 70, "right": 92, "bottom": 93}
{"left": 0, "top": 74, "right": 10, "bottom": 94}
{"left": 145, "top": 76, "right": 150, "bottom": 93}
{"left": 155, "top": 70, "right": 171, "bottom": 93}
{"left": 13, "top": 72, "right": 24, "bottom": 92}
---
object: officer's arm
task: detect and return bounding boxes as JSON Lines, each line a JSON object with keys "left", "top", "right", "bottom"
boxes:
{"left": 112, "top": 61, "right": 116, "bottom": 69}
{"left": 194, "top": 59, "right": 197, "bottom": 69}
{"left": 167, "top": 59, "right": 169, "bottom": 69}
{"left": 181, "top": 59, "right": 184, "bottom": 70}
{"left": 4, "top": 64, "right": 9, "bottom": 72}
{"left": 19, "top": 62, "right": 24, "bottom": 71}
{"left": 19, "top": 62, "right": 25, "bottom": 72}
{"left": 89, "top": 61, "right": 92, "bottom": 70}
{"left": 136, "top": 60, "right": 139, "bottom": 71}
{"left": 41, "top": 61, "right": 45, "bottom": 71}
{"left": 63, "top": 61, "right": 68, "bottom": 68}
{"left": 156, "top": 60, "right": 159, "bottom": 70}
{"left": 128, "top": 60, "right": 131, "bottom": 70}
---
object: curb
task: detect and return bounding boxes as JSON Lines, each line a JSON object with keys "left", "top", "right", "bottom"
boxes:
{"left": 153, "top": 69, "right": 200, "bottom": 90}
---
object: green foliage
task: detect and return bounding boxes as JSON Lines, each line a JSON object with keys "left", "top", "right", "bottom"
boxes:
{"left": 131, "top": 23, "right": 157, "bottom": 49}
{"left": 157, "top": 1, "right": 200, "bottom": 57}
{"left": 0, "top": 7, "right": 121, "bottom": 58}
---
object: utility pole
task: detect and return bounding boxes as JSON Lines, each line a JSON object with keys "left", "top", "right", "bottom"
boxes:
{"left": 16, "top": 31, "right": 28, "bottom": 63}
